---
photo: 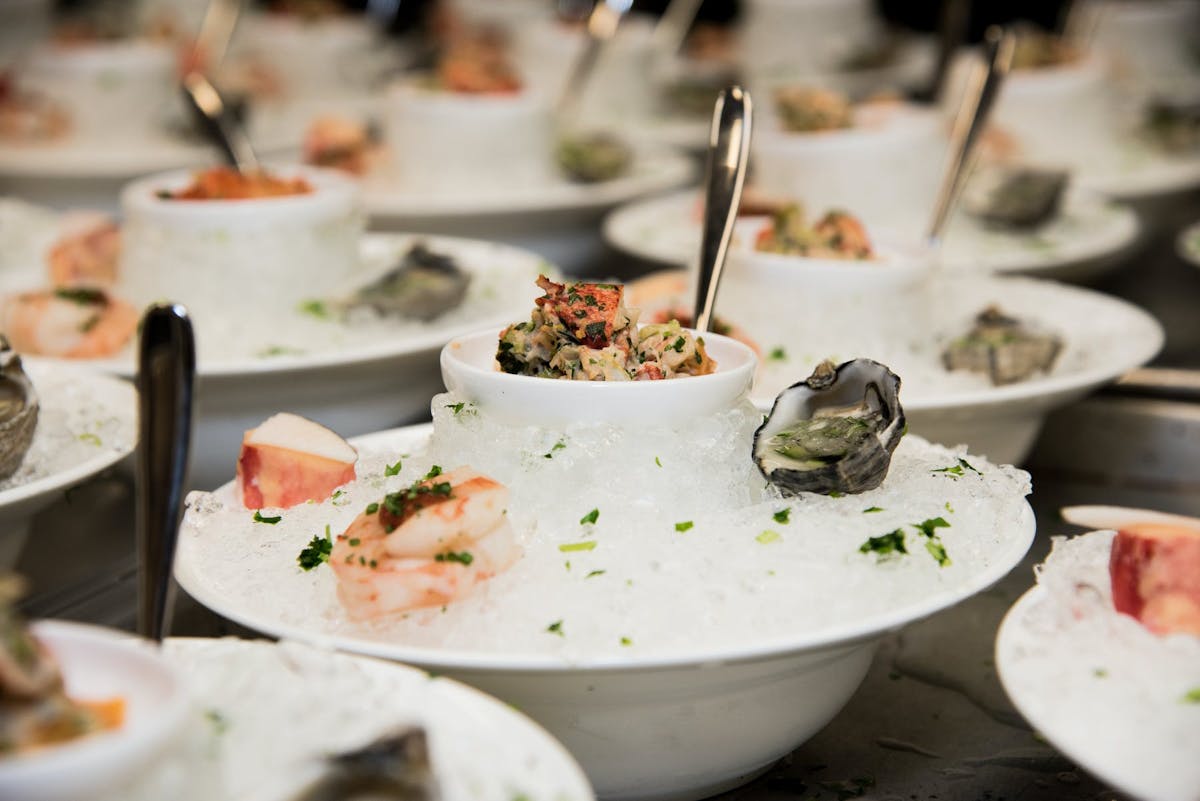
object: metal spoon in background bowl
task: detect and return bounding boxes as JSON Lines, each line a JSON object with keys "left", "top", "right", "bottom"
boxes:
{"left": 926, "top": 25, "right": 1016, "bottom": 248}
{"left": 136, "top": 305, "right": 196, "bottom": 643}
{"left": 693, "top": 85, "right": 752, "bottom": 334}
{"left": 912, "top": 0, "right": 971, "bottom": 104}
{"left": 181, "top": 70, "right": 260, "bottom": 172}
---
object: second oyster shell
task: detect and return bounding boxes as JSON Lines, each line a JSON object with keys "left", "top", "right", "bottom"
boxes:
{"left": 0, "top": 338, "right": 38, "bottom": 481}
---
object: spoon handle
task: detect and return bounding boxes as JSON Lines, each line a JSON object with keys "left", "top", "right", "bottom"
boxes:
{"left": 926, "top": 26, "right": 1015, "bottom": 246}
{"left": 652, "top": 0, "right": 704, "bottom": 58}
{"left": 693, "top": 85, "right": 752, "bottom": 334}
{"left": 136, "top": 305, "right": 196, "bottom": 643}
{"left": 182, "top": 71, "right": 260, "bottom": 172}
{"left": 192, "top": 0, "right": 242, "bottom": 71}
{"left": 922, "top": 0, "right": 970, "bottom": 104}
{"left": 555, "top": 0, "right": 632, "bottom": 124}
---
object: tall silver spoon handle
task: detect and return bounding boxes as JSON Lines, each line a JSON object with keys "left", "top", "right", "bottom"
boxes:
{"left": 926, "top": 26, "right": 1015, "bottom": 246}
{"left": 652, "top": 0, "right": 704, "bottom": 58}
{"left": 693, "top": 85, "right": 752, "bottom": 334}
{"left": 182, "top": 70, "right": 260, "bottom": 172}
{"left": 555, "top": 0, "right": 633, "bottom": 124}
{"left": 136, "top": 304, "right": 196, "bottom": 643}
{"left": 193, "top": 0, "right": 242, "bottom": 71}
{"left": 921, "top": 0, "right": 970, "bottom": 104}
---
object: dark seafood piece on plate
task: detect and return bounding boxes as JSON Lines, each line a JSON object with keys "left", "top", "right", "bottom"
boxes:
{"left": 963, "top": 167, "right": 1070, "bottom": 229}
{"left": 942, "top": 306, "right": 1062, "bottom": 386}
{"left": 296, "top": 727, "right": 438, "bottom": 801}
{"left": 754, "top": 359, "right": 905, "bottom": 496}
{"left": 0, "top": 338, "right": 38, "bottom": 481}
{"left": 343, "top": 243, "right": 470, "bottom": 322}
{"left": 556, "top": 132, "right": 634, "bottom": 184}
{"left": 1144, "top": 99, "right": 1200, "bottom": 154}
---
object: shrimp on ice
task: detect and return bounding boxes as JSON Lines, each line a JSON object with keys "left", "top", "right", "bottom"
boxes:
{"left": 46, "top": 214, "right": 121, "bottom": 288}
{"left": 0, "top": 288, "right": 138, "bottom": 359}
{"left": 330, "top": 467, "right": 520, "bottom": 619}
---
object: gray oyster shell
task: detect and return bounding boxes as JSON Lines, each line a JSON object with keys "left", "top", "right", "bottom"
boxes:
{"left": 0, "top": 339, "right": 38, "bottom": 481}
{"left": 754, "top": 359, "right": 905, "bottom": 496}
{"left": 942, "top": 306, "right": 1062, "bottom": 386}
{"left": 962, "top": 166, "right": 1069, "bottom": 229}
{"left": 343, "top": 243, "right": 470, "bottom": 322}
{"left": 556, "top": 132, "right": 633, "bottom": 184}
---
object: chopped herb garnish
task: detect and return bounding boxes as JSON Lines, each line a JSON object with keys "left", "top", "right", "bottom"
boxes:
{"left": 586, "top": 570, "right": 606, "bottom": 578}
{"left": 253, "top": 511, "right": 281, "bottom": 524}
{"left": 675, "top": 521, "right": 694, "bottom": 532}
{"left": 425, "top": 465, "right": 443, "bottom": 479}
{"left": 1093, "top": 668, "right": 1108, "bottom": 678}
{"left": 434, "top": 551, "right": 474, "bottom": 565}
{"left": 348, "top": 538, "right": 361, "bottom": 546}
{"left": 772, "top": 508, "right": 791, "bottom": 524}
{"left": 620, "top": 637, "right": 632, "bottom": 646}
{"left": 580, "top": 508, "right": 599, "bottom": 525}
{"left": 924, "top": 539, "right": 951, "bottom": 567}
{"left": 299, "top": 299, "right": 331, "bottom": 319}
{"left": 77, "top": 432, "right": 102, "bottom": 447}
{"left": 863, "top": 506, "right": 884, "bottom": 514}
{"left": 543, "top": 440, "right": 567, "bottom": 459}
{"left": 558, "top": 541, "right": 598, "bottom": 552}
{"left": 54, "top": 287, "right": 106, "bottom": 305}
{"left": 768, "top": 346, "right": 787, "bottom": 361}
{"left": 671, "top": 336, "right": 685, "bottom": 352}
{"left": 654, "top": 456, "right": 662, "bottom": 467}
{"left": 204, "top": 709, "right": 229, "bottom": 735}
{"left": 859, "top": 529, "right": 906, "bottom": 557}
{"left": 584, "top": 321, "right": 606, "bottom": 340}
{"left": 384, "top": 459, "right": 403, "bottom": 476}
{"left": 914, "top": 517, "right": 951, "bottom": 539}
{"left": 547, "top": 620, "right": 564, "bottom": 637}
{"left": 944, "top": 501, "right": 955, "bottom": 513}
{"left": 829, "top": 490, "right": 845, "bottom": 498}
{"left": 365, "top": 502, "right": 379, "bottom": 514}
{"left": 258, "top": 345, "right": 304, "bottom": 358}
{"left": 445, "top": 401, "right": 469, "bottom": 415}
{"left": 297, "top": 529, "right": 332, "bottom": 570}
{"left": 933, "top": 458, "right": 983, "bottom": 479}
{"left": 1182, "top": 687, "right": 1200, "bottom": 704}
{"left": 756, "top": 529, "right": 781, "bottom": 544}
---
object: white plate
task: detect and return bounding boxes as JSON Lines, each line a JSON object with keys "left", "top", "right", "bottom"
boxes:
{"left": 175, "top": 424, "right": 1036, "bottom": 800}
{"left": 1077, "top": 139, "right": 1200, "bottom": 200}
{"left": 995, "top": 532, "right": 1200, "bottom": 801}
{"left": 103, "top": 637, "right": 593, "bottom": 801}
{"left": 0, "top": 621, "right": 189, "bottom": 801}
{"left": 363, "top": 147, "right": 695, "bottom": 226}
{"left": 0, "top": 362, "right": 135, "bottom": 565}
{"left": 21, "top": 232, "right": 547, "bottom": 488}
{"left": 603, "top": 188, "right": 1141, "bottom": 281}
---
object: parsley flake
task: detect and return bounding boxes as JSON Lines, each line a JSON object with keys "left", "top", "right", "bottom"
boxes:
{"left": 543, "top": 440, "right": 566, "bottom": 459}
{"left": 767, "top": 346, "right": 787, "bottom": 361}
{"left": 580, "top": 508, "right": 599, "bottom": 525}
{"left": 772, "top": 508, "right": 791, "bottom": 524}
{"left": 434, "top": 551, "right": 474, "bottom": 565}
{"left": 384, "top": 459, "right": 403, "bottom": 477}
{"left": 859, "top": 529, "right": 907, "bottom": 558}
{"left": 365, "top": 502, "right": 379, "bottom": 514}
{"left": 547, "top": 620, "right": 564, "bottom": 637}
{"left": 298, "top": 299, "right": 331, "bottom": 319}
{"left": 914, "top": 517, "right": 951, "bottom": 538}
{"left": 297, "top": 530, "right": 332, "bottom": 570}
{"left": 425, "top": 465, "right": 443, "bottom": 479}
{"left": 654, "top": 456, "right": 662, "bottom": 467}
{"left": 586, "top": 570, "right": 606, "bottom": 578}
{"left": 675, "top": 521, "right": 694, "bottom": 532}
{"left": 559, "top": 541, "right": 598, "bottom": 552}
{"left": 77, "top": 432, "right": 102, "bottom": 447}
{"left": 253, "top": 511, "right": 281, "bottom": 525}
{"left": 1183, "top": 687, "right": 1200, "bottom": 704}
{"left": 620, "top": 637, "right": 632, "bottom": 646}
{"left": 924, "top": 539, "right": 951, "bottom": 567}
{"left": 863, "top": 506, "right": 884, "bottom": 514}
{"left": 756, "top": 530, "right": 781, "bottom": 544}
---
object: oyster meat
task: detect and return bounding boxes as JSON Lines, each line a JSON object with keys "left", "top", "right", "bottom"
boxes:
{"left": 0, "top": 337, "right": 37, "bottom": 481}
{"left": 754, "top": 359, "right": 905, "bottom": 496}
{"left": 942, "top": 305, "right": 1062, "bottom": 385}
{"left": 556, "top": 132, "right": 633, "bottom": 184}
{"left": 1144, "top": 99, "right": 1200, "bottom": 154}
{"left": 963, "top": 166, "right": 1069, "bottom": 230}
{"left": 342, "top": 243, "right": 470, "bottom": 322}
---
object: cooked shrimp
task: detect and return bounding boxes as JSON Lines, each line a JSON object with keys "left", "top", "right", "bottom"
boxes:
{"left": 0, "top": 288, "right": 138, "bottom": 359}
{"left": 330, "top": 467, "right": 520, "bottom": 619}
{"left": 46, "top": 214, "right": 120, "bottom": 288}
{"left": 812, "top": 211, "right": 874, "bottom": 259}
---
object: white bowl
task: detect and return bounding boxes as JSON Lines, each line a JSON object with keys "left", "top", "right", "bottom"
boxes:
{"left": 440, "top": 327, "right": 757, "bottom": 426}
{"left": 176, "top": 421, "right": 1037, "bottom": 801}
{"left": 0, "top": 621, "right": 189, "bottom": 801}
{"left": 21, "top": 39, "right": 175, "bottom": 141}
{"left": 233, "top": 12, "right": 379, "bottom": 96}
{"left": 750, "top": 103, "right": 946, "bottom": 239}
{"left": 118, "top": 165, "right": 364, "bottom": 323}
{"left": 383, "top": 81, "right": 554, "bottom": 193}
{"left": 1092, "top": 0, "right": 1200, "bottom": 100}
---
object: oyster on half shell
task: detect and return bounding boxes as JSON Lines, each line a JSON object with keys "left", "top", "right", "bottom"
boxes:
{"left": 341, "top": 243, "right": 471, "bottom": 322}
{"left": 0, "top": 338, "right": 38, "bottom": 481}
{"left": 754, "top": 359, "right": 905, "bottom": 496}
{"left": 942, "top": 306, "right": 1062, "bottom": 386}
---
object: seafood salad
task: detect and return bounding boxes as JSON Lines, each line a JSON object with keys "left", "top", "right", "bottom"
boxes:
{"left": 158, "top": 167, "right": 314, "bottom": 200}
{"left": 753, "top": 205, "right": 876, "bottom": 260}
{"left": 496, "top": 276, "right": 716, "bottom": 380}
{"left": 0, "top": 577, "right": 124, "bottom": 754}
{"left": 773, "top": 86, "right": 854, "bottom": 133}
{"left": 430, "top": 31, "right": 522, "bottom": 95}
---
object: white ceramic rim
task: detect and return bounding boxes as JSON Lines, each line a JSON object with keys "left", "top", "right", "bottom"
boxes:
{"left": 386, "top": 79, "right": 549, "bottom": 114}
{"left": 27, "top": 39, "right": 174, "bottom": 72}
{"left": 440, "top": 327, "right": 758, "bottom": 424}
{"left": 995, "top": 584, "right": 1155, "bottom": 801}
{"left": 175, "top": 421, "right": 1036, "bottom": 673}
{"left": 0, "top": 367, "right": 135, "bottom": 510}
{"left": 50, "top": 232, "right": 552, "bottom": 379}
{"left": 1003, "top": 54, "right": 1107, "bottom": 95}
{"left": 163, "top": 636, "right": 595, "bottom": 801}
{"left": 362, "top": 146, "right": 695, "bottom": 219}
{"left": 753, "top": 104, "right": 941, "bottom": 155}
{"left": 120, "top": 164, "right": 359, "bottom": 229}
{"left": 0, "top": 621, "right": 188, "bottom": 788}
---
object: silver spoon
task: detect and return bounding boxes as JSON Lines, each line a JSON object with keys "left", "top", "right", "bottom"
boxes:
{"left": 916, "top": 0, "right": 970, "bottom": 104}
{"left": 181, "top": 70, "right": 260, "bottom": 172}
{"left": 693, "top": 85, "right": 752, "bottom": 334}
{"left": 136, "top": 304, "right": 196, "bottom": 643}
{"left": 651, "top": 0, "right": 704, "bottom": 59}
{"left": 926, "top": 25, "right": 1016, "bottom": 247}
{"left": 555, "top": 0, "right": 633, "bottom": 124}
{"left": 192, "top": 0, "right": 242, "bottom": 73}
